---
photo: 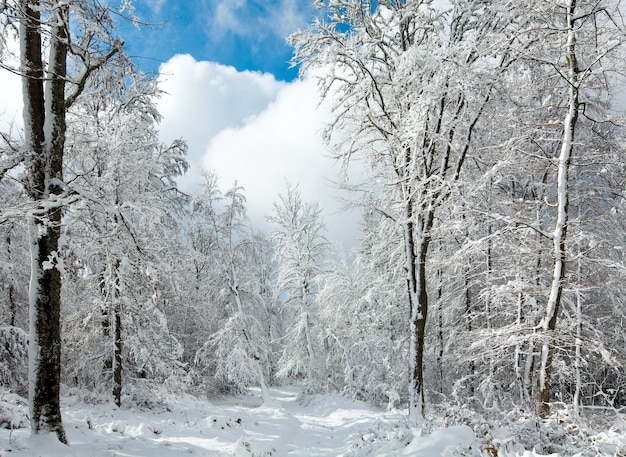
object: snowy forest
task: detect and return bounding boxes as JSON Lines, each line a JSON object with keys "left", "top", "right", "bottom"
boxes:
{"left": 0, "top": 0, "right": 625, "bottom": 456}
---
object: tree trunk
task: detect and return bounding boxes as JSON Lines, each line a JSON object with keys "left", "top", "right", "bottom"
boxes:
{"left": 464, "top": 269, "right": 475, "bottom": 398}
{"left": 435, "top": 269, "right": 445, "bottom": 395}
{"left": 406, "top": 198, "right": 433, "bottom": 419}
{"left": 113, "top": 300, "right": 122, "bottom": 408}
{"left": 21, "top": 0, "right": 69, "bottom": 443}
{"left": 535, "top": 0, "right": 579, "bottom": 419}
{"left": 573, "top": 258, "right": 582, "bottom": 416}
{"left": 404, "top": 205, "right": 418, "bottom": 416}
{"left": 7, "top": 233, "right": 17, "bottom": 327}
{"left": 110, "top": 246, "right": 122, "bottom": 407}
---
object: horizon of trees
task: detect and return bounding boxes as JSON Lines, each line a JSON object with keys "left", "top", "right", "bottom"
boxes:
{"left": 0, "top": 0, "right": 625, "bottom": 451}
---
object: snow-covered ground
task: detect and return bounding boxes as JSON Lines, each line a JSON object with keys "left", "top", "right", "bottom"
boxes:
{"left": 0, "top": 387, "right": 623, "bottom": 456}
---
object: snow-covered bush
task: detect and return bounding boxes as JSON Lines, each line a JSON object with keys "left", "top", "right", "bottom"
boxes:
{"left": 0, "top": 326, "right": 28, "bottom": 396}
{"left": 0, "top": 390, "right": 28, "bottom": 430}
{"left": 195, "top": 312, "right": 270, "bottom": 395}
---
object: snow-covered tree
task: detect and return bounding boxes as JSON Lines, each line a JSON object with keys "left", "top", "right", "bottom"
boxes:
{"left": 61, "top": 76, "right": 187, "bottom": 405}
{"left": 514, "top": 0, "right": 624, "bottom": 419}
{"left": 192, "top": 179, "right": 273, "bottom": 399}
{"left": 449, "top": 0, "right": 626, "bottom": 417}
{"left": 269, "top": 183, "right": 329, "bottom": 387}
{"left": 291, "top": 0, "right": 513, "bottom": 417}
{"left": 0, "top": 180, "right": 29, "bottom": 332}
{"left": 0, "top": 0, "right": 133, "bottom": 442}
{"left": 0, "top": 181, "right": 30, "bottom": 397}
{"left": 317, "top": 204, "right": 407, "bottom": 406}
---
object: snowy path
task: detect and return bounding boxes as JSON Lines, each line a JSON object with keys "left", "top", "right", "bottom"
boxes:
{"left": 152, "top": 387, "right": 400, "bottom": 456}
{"left": 239, "top": 388, "right": 384, "bottom": 455}
{"left": 0, "top": 386, "right": 491, "bottom": 456}
{"left": 0, "top": 387, "right": 400, "bottom": 456}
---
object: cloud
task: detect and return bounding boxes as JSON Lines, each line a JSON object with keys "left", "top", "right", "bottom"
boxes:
{"left": 145, "top": 0, "right": 167, "bottom": 13}
{"left": 266, "top": 0, "right": 313, "bottom": 38}
{"left": 2, "top": 46, "right": 360, "bottom": 249}
{"left": 0, "top": 69, "right": 22, "bottom": 135}
{"left": 202, "top": 75, "right": 333, "bottom": 223}
{"left": 156, "top": 54, "right": 285, "bottom": 191}
{"left": 199, "top": 72, "right": 360, "bottom": 249}
{"left": 156, "top": 54, "right": 360, "bottom": 249}
{"left": 213, "top": 0, "right": 248, "bottom": 34}
{"left": 209, "top": 0, "right": 311, "bottom": 41}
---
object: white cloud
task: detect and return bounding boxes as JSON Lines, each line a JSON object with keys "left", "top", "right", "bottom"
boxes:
{"left": 209, "top": 0, "right": 311, "bottom": 41}
{"left": 156, "top": 54, "right": 285, "bottom": 191}
{"left": 214, "top": 0, "right": 248, "bottom": 34}
{"left": 202, "top": 76, "right": 333, "bottom": 222}
{"left": 0, "top": 49, "right": 360, "bottom": 249}
{"left": 145, "top": 0, "right": 167, "bottom": 13}
{"left": 263, "top": 0, "right": 312, "bottom": 38}
{"left": 156, "top": 54, "right": 360, "bottom": 249}
{"left": 0, "top": 70, "right": 22, "bottom": 136}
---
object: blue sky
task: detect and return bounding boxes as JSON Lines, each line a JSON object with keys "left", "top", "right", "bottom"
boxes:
{"left": 119, "top": 0, "right": 316, "bottom": 81}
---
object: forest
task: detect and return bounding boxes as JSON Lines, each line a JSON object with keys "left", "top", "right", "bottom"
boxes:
{"left": 0, "top": 0, "right": 625, "bottom": 456}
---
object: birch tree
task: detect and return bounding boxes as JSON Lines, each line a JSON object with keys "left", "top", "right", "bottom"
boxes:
{"left": 438, "top": 0, "right": 626, "bottom": 416}
{"left": 533, "top": 0, "right": 580, "bottom": 418}
{"left": 502, "top": 0, "right": 624, "bottom": 418}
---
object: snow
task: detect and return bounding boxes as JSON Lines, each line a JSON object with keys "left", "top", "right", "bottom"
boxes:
{"left": 0, "top": 386, "right": 623, "bottom": 456}
{"left": 0, "top": 387, "right": 411, "bottom": 456}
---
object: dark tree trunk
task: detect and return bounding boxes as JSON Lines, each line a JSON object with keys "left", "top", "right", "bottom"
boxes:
{"left": 435, "top": 269, "right": 445, "bottom": 395}
{"left": 20, "top": 0, "right": 68, "bottom": 443}
{"left": 7, "top": 233, "right": 17, "bottom": 327}
{"left": 113, "top": 303, "right": 122, "bottom": 407}
{"left": 407, "top": 200, "right": 433, "bottom": 419}
{"left": 412, "top": 233, "right": 429, "bottom": 417}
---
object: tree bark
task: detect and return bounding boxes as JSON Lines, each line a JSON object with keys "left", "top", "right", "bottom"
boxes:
{"left": 7, "top": 233, "right": 17, "bottom": 327}
{"left": 435, "top": 269, "right": 445, "bottom": 395}
{"left": 535, "top": 0, "right": 579, "bottom": 419}
{"left": 113, "top": 300, "right": 122, "bottom": 407}
{"left": 21, "top": 0, "right": 69, "bottom": 444}
{"left": 406, "top": 199, "right": 433, "bottom": 419}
